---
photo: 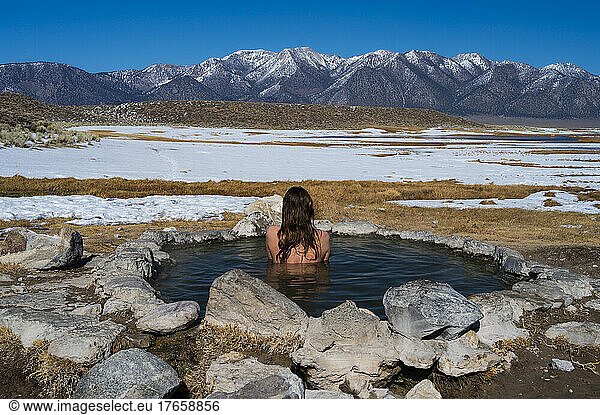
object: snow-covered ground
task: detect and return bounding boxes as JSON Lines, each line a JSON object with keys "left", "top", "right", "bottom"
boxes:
{"left": 0, "top": 194, "right": 257, "bottom": 226}
{"left": 390, "top": 191, "right": 600, "bottom": 214}
{"left": 1, "top": 125, "right": 599, "bottom": 189}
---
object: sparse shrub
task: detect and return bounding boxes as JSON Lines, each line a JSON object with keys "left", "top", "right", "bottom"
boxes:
{"left": 0, "top": 122, "right": 99, "bottom": 148}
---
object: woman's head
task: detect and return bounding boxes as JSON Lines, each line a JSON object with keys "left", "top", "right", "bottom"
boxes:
{"left": 276, "top": 186, "right": 319, "bottom": 262}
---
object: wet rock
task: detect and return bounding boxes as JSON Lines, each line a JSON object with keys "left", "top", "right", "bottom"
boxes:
{"left": 545, "top": 322, "right": 600, "bottom": 346}
{"left": 47, "top": 320, "right": 125, "bottom": 365}
{"left": 0, "top": 228, "right": 83, "bottom": 270}
{"left": 232, "top": 211, "right": 272, "bottom": 237}
{"left": 136, "top": 301, "right": 200, "bottom": 334}
{"left": 512, "top": 280, "right": 573, "bottom": 307}
{"left": 383, "top": 280, "right": 483, "bottom": 340}
{"left": 305, "top": 389, "right": 354, "bottom": 399}
{"left": 73, "top": 348, "right": 180, "bottom": 398}
{"left": 551, "top": 359, "right": 574, "bottom": 372}
{"left": 314, "top": 220, "right": 333, "bottom": 232}
{"left": 437, "top": 331, "right": 502, "bottom": 377}
{"left": 462, "top": 238, "right": 496, "bottom": 257}
{"left": 292, "top": 301, "right": 436, "bottom": 398}
{"left": 331, "top": 220, "right": 380, "bottom": 235}
{"left": 206, "top": 352, "right": 294, "bottom": 394}
{"left": 104, "top": 248, "right": 155, "bottom": 280}
{"left": 204, "top": 269, "right": 308, "bottom": 338}
{"left": 244, "top": 195, "right": 282, "bottom": 225}
{"left": 405, "top": 379, "right": 442, "bottom": 399}
{"left": 493, "top": 246, "right": 529, "bottom": 276}
{"left": 207, "top": 374, "right": 304, "bottom": 399}
{"left": 116, "top": 241, "right": 171, "bottom": 268}
{"left": 138, "top": 229, "right": 234, "bottom": 249}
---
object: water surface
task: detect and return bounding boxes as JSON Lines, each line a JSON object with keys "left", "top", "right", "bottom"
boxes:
{"left": 155, "top": 236, "right": 511, "bottom": 318}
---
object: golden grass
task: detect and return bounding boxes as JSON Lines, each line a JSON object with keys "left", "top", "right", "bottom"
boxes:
{"left": 543, "top": 198, "right": 562, "bottom": 207}
{"left": 528, "top": 149, "right": 600, "bottom": 155}
{"left": 0, "top": 327, "right": 26, "bottom": 364}
{"left": 0, "top": 263, "right": 28, "bottom": 277}
{"left": 479, "top": 200, "right": 497, "bottom": 205}
{"left": 579, "top": 137, "right": 600, "bottom": 143}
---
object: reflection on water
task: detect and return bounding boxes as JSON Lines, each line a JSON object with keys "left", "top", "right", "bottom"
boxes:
{"left": 155, "top": 236, "right": 511, "bottom": 318}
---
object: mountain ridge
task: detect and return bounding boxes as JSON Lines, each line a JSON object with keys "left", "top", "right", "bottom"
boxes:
{"left": 2, "top": 48, "right": 599, "bottom": 118}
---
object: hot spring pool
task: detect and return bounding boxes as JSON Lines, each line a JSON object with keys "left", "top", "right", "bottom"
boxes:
{"left": 154, "top": 236, "right": 511, "bottom": 318}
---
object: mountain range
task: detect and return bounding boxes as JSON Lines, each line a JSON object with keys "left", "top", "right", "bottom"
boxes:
{"left": 1, "top": 47, "right": 599, "bottom": 118}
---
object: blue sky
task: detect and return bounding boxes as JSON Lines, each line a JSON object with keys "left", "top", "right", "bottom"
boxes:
{"left": 3, "top": 0, "right": 599, "bottom": 74}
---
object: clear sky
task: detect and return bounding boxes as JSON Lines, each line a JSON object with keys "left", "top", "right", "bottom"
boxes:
{"left": 3, "top": 0, "right": 599, "bottom": 74}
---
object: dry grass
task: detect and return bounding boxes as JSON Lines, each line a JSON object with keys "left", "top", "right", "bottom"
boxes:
{"left": 528, "top": 149, "right": 600, "bottom": 155}
{"left": 0, "top": 263, "right": 28, "bottom": 278}
{"left": 543, "top": 198, "right": 562, "bottom": 207}
{"left": 479, "top": 200, "right": 497, "bottom": 205}
{"left": 0, "top": 327, "right": 26, "bottom": 364}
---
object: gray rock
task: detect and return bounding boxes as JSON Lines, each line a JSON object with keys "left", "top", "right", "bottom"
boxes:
{"left": 493, "top": 246, "right": 529, "bottom": 276}
{"left": 207, "top": 374, "right": 304, "bottom": 399}
{"left": 583, "top": 299, "right": 600, "bottom": 311}
{"left": 468, "top": 292, "right": 529, "bottom": 346}
{"left": 436, "top": 331, "right": 502, "bottom": 377}
{"left": 405, "top": 379, "right": 442, "bottom": 399}
{"left": 305, "top": 389, "right": 354, "bottom": 399}
{"left": 204, "top": 269, "right": 308, "bottom": 338}
{"left": 136, "top": 301, "right": 200, "bottom": 334}
{"left": 383, "top": 280, "right": 483, "bottom": 340}
{"left": 313, "top": 220, "right": 333, "bottom": 232}
{"left": 512, "top": 280, "right": 573, "bottom": 307}
{"left": 232, "top": 211, "right": 272, "bottom": 237}
{"left": 244, "top": 195, "right": 282, "bottom": 225}
{"left": 71, "top": 304, "right": 103, "bottom": 316}
{"left": 551, "top": 359, "right": 574, "bottom": 372}
{"left": 331, "top": 220, "right": 380, "bottom": 236}
{"left": 0, "top": 291, "right": 73, "bottom": 312}
{"left": 47, "top": 320, "right": 125, "bottom": 365}
{"left": 0, "top": 228, "right": 83, "bottom": 270}
{"left": 371, "top": 388, "right": 396, "bottom": 399}
{"left": 206, "top": 352, "right": 293, "bottom": 394}
{"left": 292, "top": 301, "right": 436, "bottom": 398}
{"left": 544, "top": 274, "right": 594, "bottom": 300}
{"left": 545, "top": 322, "right": 600, "bottom": 346}
{"left": 73, "top": 348, "right": 180, "bottom": 398}
{"left": 462, "top": 238, "right": 496, "bottom": 257}
{"left": 116, "top": 241, "right": 171, "bottom": 268}
{"left": 104, "top": 249, "right": 155, "bottom": 280}
{"left": 138, "top": 229, "right": 232, "bottom": 248}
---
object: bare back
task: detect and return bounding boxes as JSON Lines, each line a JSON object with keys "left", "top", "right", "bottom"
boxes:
{"left": 266, "top": 225, "right": 330, "bottom": 264}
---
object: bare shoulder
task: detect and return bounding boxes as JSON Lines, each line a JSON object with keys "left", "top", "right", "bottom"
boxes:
{"left": 318, "top": 229, "right": 330, "bottom": 243}
{"left": 266, "top": 225, "right": 280, "bottom": 239}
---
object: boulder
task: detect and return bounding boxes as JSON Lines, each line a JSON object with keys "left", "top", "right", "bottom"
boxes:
{"left": 292, "top": 301, "right": 436, "bottom": 398}
{"left": 583, "top": 299, "right": 600, "bottom": 311}
{"left": 462, "top": 239, "right": 496, "bottom": 257}
{"left": 383, "top": 280, "right": 483, "bottom": 340}
{"left": 0, "top": 291, "right": 75, "bottom": 312}
{"left": 71, "top": 304, "right": 103, "bottom": 316}
{"left": 73, "top": 348, "right": 180, "bottom": 398}
{"left": 232, "top": 211, "right": 272, "bottom": 237}
{"left": 512, "top": 280, "right": 573, "bottom": 307}
{"left": 138, "top": 229, "right": 234, "bottom": 249}
{"left": 371, "top": 388, "right": 396, "bottom": 399}
{"left": 104, "top": 248, "right": 156, "bottom": 280}
{"left": 405, "top": 379, "right": 442, "bottom": 399}
{"left": 206, "top": 352, "right": 294, "bottom": 394}
{"left": 493, "top": 246, "right": 529, "bottom": 276}
{"left": 331, "top": 220, "right": 380, "bottom": 236}
{"left": 244, "top": 195, "right": 283, "bottom": 225}
{"left": 0, "top": 228, "right": 83, "bottom": 270}
{"left": 47, "top": 320, "right": 125, "bottom": 365}
{"left": 305, "top": 389, "right": 354, "bottom": 399}
{"left": 436, "top": 331, "right": 502, "bottom": 377}
{"left": 204, "top": 269, "right": 308, "bottom": 338}
{"left": 313, "top": 220, "right": 333, "bottom": 232}
{"left": 545, "top": 322, "right": 600, "bottom": 346}
{"left": 207, "top": 374, "right": 304, "bottom": 399}
{"left": 136, "top": 301, "right": 200, "bottom": 334}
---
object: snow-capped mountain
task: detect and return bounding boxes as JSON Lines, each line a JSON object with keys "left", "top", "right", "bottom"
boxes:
{"left": 2, "top": 47, "right": 599, "bottom": 118}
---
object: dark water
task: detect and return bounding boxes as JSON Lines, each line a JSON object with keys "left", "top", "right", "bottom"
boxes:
{"left": 154, "top": 236, "right": 511, "bottom": 318}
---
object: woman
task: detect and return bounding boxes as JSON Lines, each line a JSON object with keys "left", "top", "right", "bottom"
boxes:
{"left": 266, "top": 186, "right": 330, "bottom": 263}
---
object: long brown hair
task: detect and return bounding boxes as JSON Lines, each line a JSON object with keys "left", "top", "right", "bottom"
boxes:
{"left": 276, "top": 187, "right": 320, "bottom": 263}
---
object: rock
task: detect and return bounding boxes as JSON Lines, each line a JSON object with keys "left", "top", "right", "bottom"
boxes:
{"left": 493, "top": 246, "right": 529, "bottom": 276}
{"left": 232, "top": 212, "right": 272, "bottom": 237}
{"left": 0, "top": 291, "right": 74, "bottom": 312}
{"left": 244, "top": 195, "right": 282, "bottom": 225}
{"left": 0, "top": 228, "right": 83, "bottom": 270}
{"left": 71, "top": 304, "right": 103, "bottom": 316}
{"left": 437, "top": 331, "right": 502, "bottom": 377}
{"left": 204, "top": 269, "right": 308, "bottom": 338}
{"left": 462, "top": 238, "right": 496, "bottom": 257}
{"left": 292, "top": 301, "right": 436, "bottom": 398}
{"left": 116, "top": 241, "right": 171, "bottom": 268}
{"left": 47, "top": 320, "right": 125, "bottom": 365}
{"left": 136, "top": 301, "right": 200, "bottom": 334}
{"left": 545, "top": 322, "right": 600, "bottom": 346}
{"left": 0, "top": 307, "right": 99, "bottom": 347}
{"left": 468, "top": 292, "right": 530, "bottom": 346}
{"left": 551, "top": 359, "right": 575, "bottom": 372}
{"left": 206, "top": 352, "right": 294, "bottom": 394}
{"left": 138, "top": 229, "right": 233, "bottom": 249}
{"left": 305, "top": 389, "right": 354, "bottom": 399}
{"left": 207, "top": 374, "right": 304, "bottom": 399}
{"left": 565, "top": 305, "right": 578, "bottom": 313}
{"left": 371, "top": 388, "right": 395, "bottom": 399}
{"left": 405, "top": 379, "right": 442, "bottom": 399}
{"left": 104, "top": 248, "right": 156, "bottom": 280}
{"left": 73, "top": 348, "right": 180, "bottom": 398}
{"left": 313, "top": 220, "right": 333, "bottom": 232}
{"left": 583, "top": 299, "right": 600, "bottom": 311}
{"left": 544, "top": 275, "right": 594, "bottom": 300}
{"left": 383, "top": 280, "right": 483, "bottom": 340}
{"left": 512, "top": 280, "right": 573, "bottom": 307}
{"left": 331, "top": 220, "right": 380, "bottom": 235}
